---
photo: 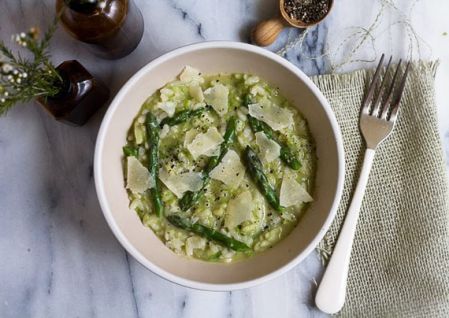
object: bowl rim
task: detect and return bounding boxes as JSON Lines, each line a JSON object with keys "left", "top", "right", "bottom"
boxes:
{"left": 94, "top": 41, "right": 345, "bottom": 291}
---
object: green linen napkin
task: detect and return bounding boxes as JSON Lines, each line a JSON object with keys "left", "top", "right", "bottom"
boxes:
{"left": 311, "top": 62, "right": 449, "bottom": 317}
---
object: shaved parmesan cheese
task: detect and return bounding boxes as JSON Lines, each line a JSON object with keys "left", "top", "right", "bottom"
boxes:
{"left": 179, "top": 66, "right": 204, "bottom": 84}
{"left": 248, "top": 100, "right": 293, "bottom": 131}
{"left": 203, "top": 84, "right": 229, "bottom": 116}
{"left": 209, "top": 150, "right": 245, "bottom": 188}
{"left": 157, "top": 101, "right": 176, "bottom": 117}
{"left": 126, "top": 157, "right": 153, "bottom": 193}
{"left": 205, "top": 146, "right": 221, "bottom": 157}
{"left": 280, "top": 171, "right": 313, "bottom": 207}
{"left": 184, "top": 129, "right": 198, "bottom": 147}
{"left": 192, "top": 101, "right": 206, "bottom": 110}
{"left": 250, "top": 85, "right": 266, "bottom": 97}
{"left": 186, "top": 127, "right": 224, "bottom": 159}
{"left": 134, "top": 124, "right": 145, "bottom": 145}
{"left": 255, "top": 132, "right": 281, "bottom": 162}
{"left": 160, "top": 124, "right": 170, "bottom": 138}
{"left": 185, "top": 236, "right": 206, "bottom": 256}
{"left": 189, "top": 85, "right": 204, "bottom": 102}
{"left": 158, "top": 169, "right": 203, "bottom": 198}
{"left": 225, "top": 191, "right": 253, "bottom": 228}
{"left": 245, "top": 76, "right": 259, "bottom": 85}
{"left": 160, "top": 88, "right": 174, "bottom": 102}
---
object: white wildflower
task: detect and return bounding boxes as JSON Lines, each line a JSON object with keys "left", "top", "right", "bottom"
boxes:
{"left": 2, "top": 63, "right": 13, "bottom": 73}
{"left": 14, "top": 33, "right": 27, "bottom": 47}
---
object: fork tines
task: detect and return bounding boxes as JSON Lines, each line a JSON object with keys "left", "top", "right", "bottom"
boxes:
{"left": 362, "top": 54, "right": 411, "bottom": 122}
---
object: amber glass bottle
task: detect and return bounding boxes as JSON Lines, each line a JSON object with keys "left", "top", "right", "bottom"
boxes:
{"left": 37, "top": 60, "right": 110, "bottom": 126}
{"left": 56, "top": 0, "right": 144, "bottom": 59}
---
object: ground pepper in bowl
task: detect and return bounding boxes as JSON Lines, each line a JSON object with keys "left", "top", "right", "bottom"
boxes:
{"left": 283, "top": 0, "right": 330, "bottom": 25}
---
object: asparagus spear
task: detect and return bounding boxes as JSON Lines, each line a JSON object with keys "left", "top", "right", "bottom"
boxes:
{"left": 166, "top": 214, "right": 250, "bottom": 252}
{"left": 145, "top": 113, "right": 164, "bottom": 217}
{"left": 243, "top": 95, "right": 301, "bottom": 170}
{"left": 247, "top": 115, "right": 274, "bottom": 139}
{"left": 279, "top": 146, "right": 301, "bottom": 170}
{"left": 178, "top": 183, "right": 204, "bottom": 211}
{"left": 160, "top": 106, "right": 209, "bottom": 127}
{"left": 243, "top": 146, "right": 283, "bottom": 212}
{"left": 122, "top": 145, "right": 138, "bottom": 157}
{"left": 205, "top": 116, "right": 237, "bottom": 173}
{"left": 179, "top": 116, "right": 237, "bottom": 211}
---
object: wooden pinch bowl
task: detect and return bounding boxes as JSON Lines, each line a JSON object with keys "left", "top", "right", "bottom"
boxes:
{"left": 252, "top": 0, "right": 334, "bottom": 47}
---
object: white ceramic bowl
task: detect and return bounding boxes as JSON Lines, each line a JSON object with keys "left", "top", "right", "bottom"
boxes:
{"left": 95, "top": 42, "right": 344, "bottom": 291}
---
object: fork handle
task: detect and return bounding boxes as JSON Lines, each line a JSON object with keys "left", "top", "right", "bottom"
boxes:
{"left": 315, "top": 148, "right": 376, "bottom": 314}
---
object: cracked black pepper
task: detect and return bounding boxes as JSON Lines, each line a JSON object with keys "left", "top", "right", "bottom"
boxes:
{"left": 283, "top": 0, "right": 330, "bottom": 24}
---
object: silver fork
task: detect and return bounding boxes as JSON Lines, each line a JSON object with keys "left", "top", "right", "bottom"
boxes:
{"left": 315, "top": 55, "right": 411, "bottom": 314}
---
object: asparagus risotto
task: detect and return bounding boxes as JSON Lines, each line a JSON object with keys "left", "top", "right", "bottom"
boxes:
{"left": 123, "top": 66, "right": 316, "bottom": 262}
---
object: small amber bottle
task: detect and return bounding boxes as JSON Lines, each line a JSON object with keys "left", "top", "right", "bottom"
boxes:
{"left": 56, "top": 0, "right": 144, "bottom": 59}
{"left": 37, "top": 60, "right": 110, "bottom": 126}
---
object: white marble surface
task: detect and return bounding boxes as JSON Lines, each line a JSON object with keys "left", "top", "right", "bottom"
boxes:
{"left": 1, "top": 1, "right": 448, "bottom": 317}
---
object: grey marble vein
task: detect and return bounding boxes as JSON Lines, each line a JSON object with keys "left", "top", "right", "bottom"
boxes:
{"left": 166, "top": 0, "right": 206, "bottom": 40}
{"left": 287, "top": 22, "right": 329, "bottom": 76}
{"left": 125, "top": 253, "right": 141, "bottom": 318}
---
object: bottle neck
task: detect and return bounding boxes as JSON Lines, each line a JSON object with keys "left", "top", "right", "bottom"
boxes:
{"left": 64, "top": 0, "right": 99, "bottom": 14}
{"left": 51, "top": 68, "right": 74, "bottom": 101}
